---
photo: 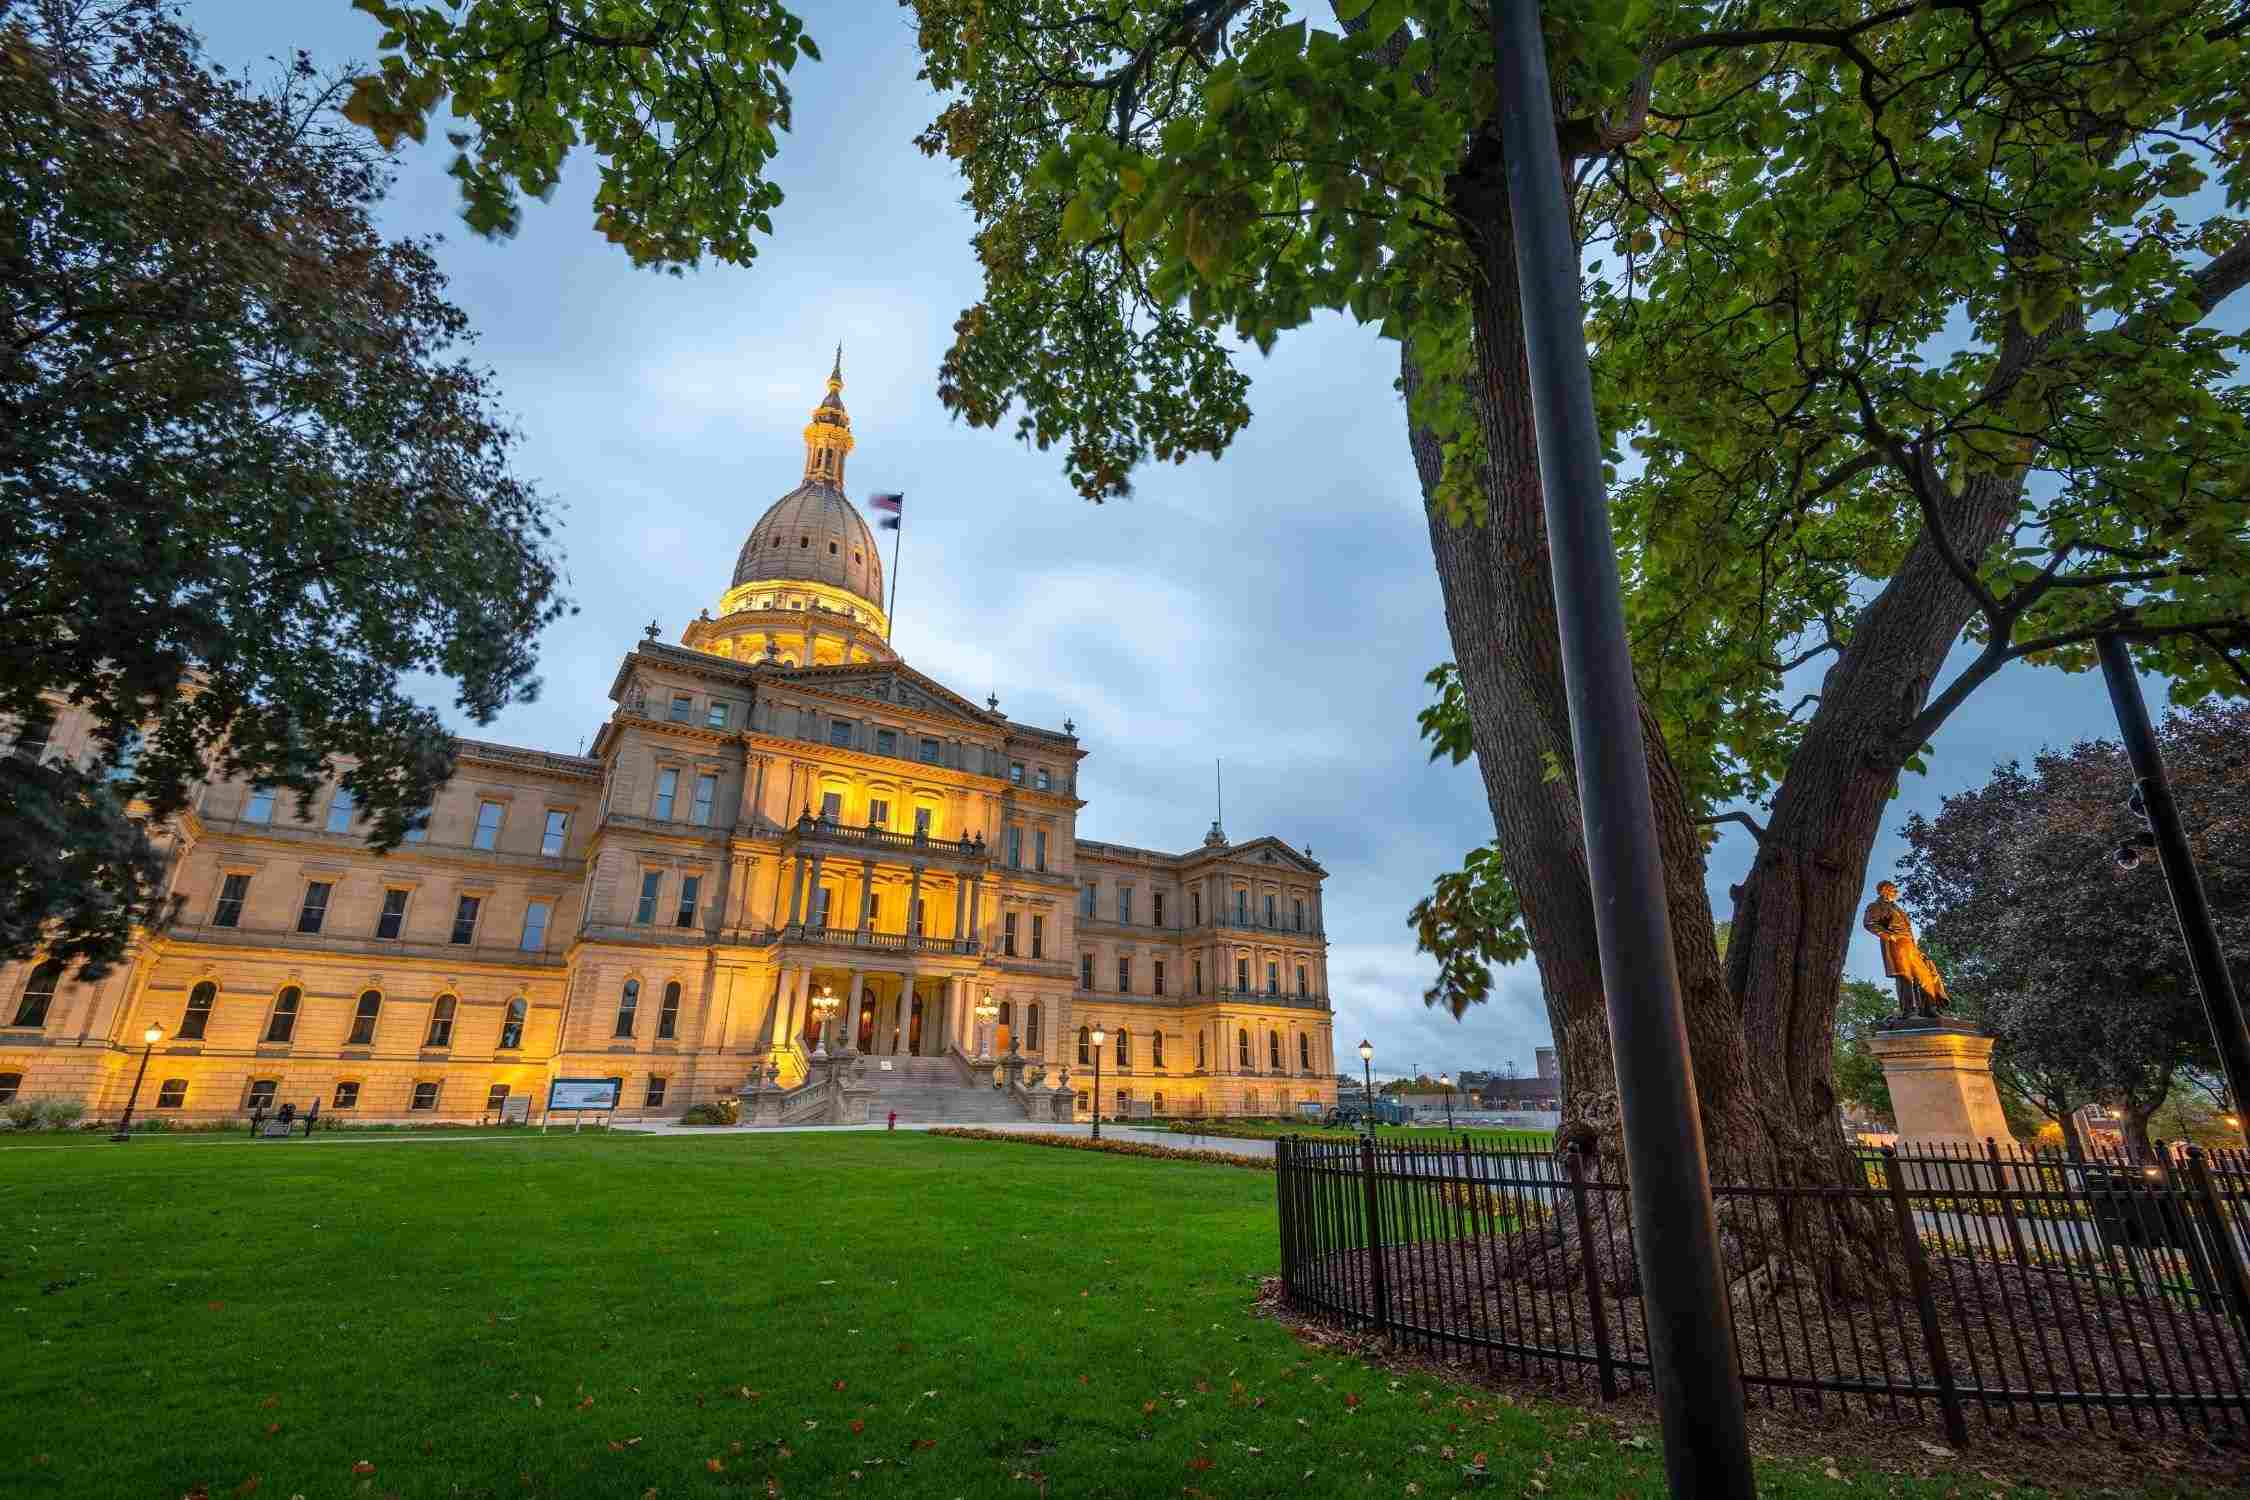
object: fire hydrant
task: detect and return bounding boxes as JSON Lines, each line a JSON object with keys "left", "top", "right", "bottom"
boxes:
{"left": 887, "top": 1110, "right": 897, "bottom": 1132}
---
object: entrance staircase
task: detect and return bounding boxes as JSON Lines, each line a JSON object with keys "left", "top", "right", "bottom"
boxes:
{"left": 859, "top": 1055, "right": 1031, "bottom": 1124}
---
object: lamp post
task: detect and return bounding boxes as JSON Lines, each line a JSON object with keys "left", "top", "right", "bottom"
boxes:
{"left": 974, "top": 989, "right": 999, "bottom": 1062}
{"left": 1090, "top": 1022, "right": 1107, "bottom": 1140}
{"left": 1439, "top": 1072, "right": 1455, "bottom": 1131}
{"left": 111, "top": 1022, "right": 164, "bottom": 1141}
{"left": 1357, "top": 1039, "right": 1374, "bottom": 1135}
{"left": 809, "top": 982, "right": 838, "bottom": 1058}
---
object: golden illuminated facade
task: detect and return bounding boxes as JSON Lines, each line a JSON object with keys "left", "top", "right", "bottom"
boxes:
{"left": 0, "top": 360, "right": 1337, "bottom": 1125}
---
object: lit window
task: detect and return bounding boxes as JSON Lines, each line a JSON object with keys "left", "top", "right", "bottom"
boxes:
{"left": 868, "top": 798, "right": 889, "bottom": 828}
{"left": 247, "top": 1079, "right": 278, "bottom": 1112}
{"left": 1117, "top": 956, "right": 1131, "bottom": 993}
{"left": 913, "top": 807, "right": 932, "bottom": 837}
{"left": 614, "top": 979, "right": 640, "bottom": 1037}
{"left": 332, "top": 1081, "right": 360, "bottom": 1109}
{"left": 1269, "top": 1030, "right": 1283, "bottom": 1069}
{"left": 1152, "top": 1032, "right": 1165, "bottom": 1068}
{"left": 325, "top": 788, "right": 354, "bottom": 833}
{"left": 211, "top": 873, "right": 250, "bottom": 928}
{"left": 645, "top": 1076, "right": 669, "bottom": 1109}
{"left": 635, "top": 871, "right": 662, "bottom": 924}
{"left": 486, "top": 1083, "right": 511, "bottom": 1113}
{"left": 426, "top": 994, "right": 456, "bottom": 1048}
{"left": 1003, "top": 912, "right": 1018, "bottom": 956}
{"left": 346, "top": 991, "right": 381, "bottom": 1046}
{"left": 707, "top": 702, "right": 730, "bottom": 729}
{"left": 675, "top": 876, "right": 701, "bottom": 929}
{"left": 450, "top": 895, "right": 481, "bottom": 945}
{"left": 177, "top": 979, "right": 216, "bottom": 1039}
{"left": 265, "top": 986, "right": 301, "bottom": 1043}
{"left": 13, "top": 960, "right": 63, "bottom": 1027}
{"left": 1077, "top": 1026, "right": 1091, "bottom": 1065}
{"left": 669, "top": 694, "right": 693, "bottom": 723}
{"left": 1299, "top": 1033, "right": 1311, "bottom": 1070}
{"left": 542, "top": 810, "right": 569, "bottom": 856}
{"left": 1080, "top": 954, "right": 1094, "bottom": 990}
{"left": 411, "top": 1081, "right": 440, "bottom": 1111}
{"left": 653, "top": 768, "right": 679, "bottom": 819}
{"left": 658, "top": 981, "right": 681, "bottom": 1039}
{"left": 691, "top": 773, "right": 717, "bottom": 825}
{"left": 376, "top": 888, "right": 409, "bottom": 939}
{"left": 243, "top": 786, "right": 277, "bottom": 824}
{"left": 473, "top": 801, "right": 504, "bottom": 851}
{"left": 499, "top": 997, "right": 526, "bottom": 1050}
{"left": 296, "top": 881, "right": 332, "bottom": 934}
{"left": 1154, "top": 961, "right": 1166, "bottom": 995}
{"left": 155, "top": 1078, "right": 188, "bottom": 1109}
{"left": 821, "top": 791, "right": 842, "bottom": 823}
{"left": 521, "top": 901, "right": 550, "bottom": 951}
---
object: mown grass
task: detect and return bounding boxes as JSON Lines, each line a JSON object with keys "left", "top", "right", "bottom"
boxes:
{"left": 0, "top": 1131, "right": 2184, "bottom": 1498}
{"left": 1161, "top": 1118, "right": 1555, "bottom": 1151}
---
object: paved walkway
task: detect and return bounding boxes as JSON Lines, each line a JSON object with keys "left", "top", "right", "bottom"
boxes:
{"left": 615, "top": 1118, "right": 1280, "bottom": 1157}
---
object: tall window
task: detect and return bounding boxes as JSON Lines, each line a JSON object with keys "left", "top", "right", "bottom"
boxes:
{"left": 1034, "top": 830, "right": 1048, "bottom": 871}
{"left": 675, "top": 875, "right": 701, "bottom": 928}
{"left": 1026, "top": 1003, "right": 1041, "bottom": 1051}
{"left": 1154, "top": 961, "right": 1166, "bottom": 995}
{"left": 426, "top": 994, "right": 457, "bottom": 1047}
{"left": 706, "top": 701, "right": 730, "bottom": 729}
{"left": 1294, "top": 898, "right": 1306, "bottom": 931}
{"left": 1198, "top": 1032, "right": 1207, "bottom": 1069}
{"left": 614, "top": 979, "right": 640, "bottom": 1037}
{"left": 1080, "top": 954, "right": 1094, "bottom": 990}
{"left": 1080, "top": 885, "right": 1096, "bottom": 918}
{"left": 1116, "top": 1028, "right": 1131, "bottom": 1066}
{"left": 1193, "top": 959, "right": 1203, "bottom": 995}
{"left": 473, "top": 800, "right": 505, "bottom": 850}
{"left": 1237, "top": 1028, "right": 1251, "bottom": 1069}
{"left": 1116, "top": 886, "right": 1132, "bottom": 923}
{"left": 1235, "top": 957, "right": 1249, "bottom": 992}
{"left": 265, "top": 986, "right": 301, "bottom": 1043}
{"left": 1035, "top": 767, "right": 1051, "bottom": 790}
{"left": 499, "top": 997, "right": 526, "bottom": 1050}
{"left": 913, "top": 807, "right": 932, "bottom": 837}
{"left": 1152, "top": 1091, "right": 1165, "bottom": 1116}
{"left": 209, "top": 873, "right": 252, "bottom": 929}
{"left": 998, "top": 1000, "right": 1013, "bottom": 1033}
{"left": 521, "top": 901, "right": 551, "bottom": 950}
{"left": 1265, "top": 894, "right": 1277, "bottom": 926}
{"left": 669, "top": 694, "right": 693, "bottom": 723}
{"left": 346, "top": 990, "right": 381, "bottom": 1046}
{"left": 691, "top": 773, "right": 717, "bottom": 825}
{"left": 1077, "top": 1026, "right": 1091, "bottom": 1065}
{"left": 653, "top": 769, "right": 679, "bottom": 819}
{"left": 542, "top": 810, "right": 569, "bottom": 856}
{"left": 376, "top": 888, "right": 409, "bottom": 939}
{"left": 917, "top": 737, "right": 940, "bottom": 764}
{"left": 810, "top": 886, "right": 833, "bottom": 928}
{"left": 635, "top": 871, "right": 663, "bottom": 924}
{"left": 12, "top": 962, "right": 61, "bottom": 1034}
{"left": 645, "top": 1076, "right": 669, "bottom": 1108}
{"left": 821, "top": 790, "right": 843, "bottom": 822}
{"left": 450, "top": 895, "right": 481, "bottom": 945}
{"left": 1266, "top": 961, "right": 1279, "bottom": 995}
{"left": 243, "top": 786, "right": 277, "bottom": 824}
{"left": 1002, "top": 912, "right": 1017, "bottom": 956}
{"left": 1191, "top": 891, "right": 1202, "bottom": 926}
{"left": 1009, "top": 761, "right": 1024, "bottom": 784}
{"left": 1116, "top": 956, "right": 1131, "bottom": 993}
{"left": 296, "top": 882, "right": 332, "bottom": 934}
{"left": 1030, "top": 914, "right": 1045, "bottom": 959}
{"left": 1006, "top": 827, "right": 1022, "bottom": 868}
{"left": 657, "top": 981, "right": 681, "bottom": 1039}
{"left": 1296, "top": 964, "right": 1308, "bottom": 996}
{"left": 325, "top": 788, "right": 355, "bottom": 833}
{"left": 177, "top": 979, "right": 216, "bottom": 1040}
{"left": 868, "top": 798, "right": 889, "bottom": 828}
{"left": 155, "top": 1078, "right": 187, "bottom": 1109}
{"left": 829, "top": 720, "right": 854, "bottom": 747}
{"left": 1299, "top": 1033, "right": 1311, "bottom": 1070}
{"left": 411, "top": 1081, "right": 440, "bottom": 1110}
{"left": 1152, "top": 892, "right": 1165, "bottom": 927}
{"left": 1152, "top": 1031, "right": 1165, "bottom": 1069}
{"left": 1269, "top": 1030, "right": 1282, "bottom": 1069}
{"left": 1234, "top": 890, "right": 1247, "bottom": 923}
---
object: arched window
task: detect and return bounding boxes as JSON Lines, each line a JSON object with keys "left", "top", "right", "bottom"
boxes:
{"left": 425, "top": 994, "right": 457, "bottom": 1048}
{"left": 177, "top": 980, "right": 216, "bottom": 1040}
{"left": 1268, "top": 1030, "right": 1282, "bottom": 1070}
{"left": 657, "top": 981, "right": 682, "bottom": 1039}
{"left": 1151, "top": 1031, "right": 1165, "bottom": 1069}
{"left": 265, "top": 986, "right": 301, "bottom": 1044}
{"left": 1299, "top": 1033, "right": 1311, "bottom": 1071}
{"left": 1237, "top": 1027, "right": 1251, "bottom": 1069}
{"left": 1116, "top": 1028, "right": 1130, "bottom": 1067}
{"left": 1077, "top": 1025, "right": 1091, "bottom": 1065}
{"left": 13, "top": 959, "right": 62, "bottom": 1027}
{"left": 998, "top": 1000, "right": 1014, "bottom": 1029}
{"left": 614, "top": 979, "right": 640, "bottom": 1037}
{"left": 345, "top": 990, "right": 381, "bottom": 1046}
{"left": 499, "top": 997, "right": 527, "bottom": 1050}
{"left": 1026, "top": 1003, "right": 1041, "bottom": 1051}
{"left": 1197, "top": 1032, "right": 1207, "bottom": 1069}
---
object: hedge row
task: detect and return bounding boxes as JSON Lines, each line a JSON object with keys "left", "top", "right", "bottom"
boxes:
{"left": 927, "top": 1127, "right": 1274, "bottom": 1171}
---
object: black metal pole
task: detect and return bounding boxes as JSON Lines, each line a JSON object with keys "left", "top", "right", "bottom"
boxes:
{"left": 2097, "top": 634, "right": 2250, "bottom": 1149}
{"left": 1485, "top": 2, "right": 1754, "bottom": 1491}
{"left": 1362, "top": 1055, "right": 1375, "bottom": 1136}
{"left": 1092, "top": 1043, "right": 1102, "bottom": 1141}
{"left": 111, "top": 1040, "right": 154, "bottom": 1142}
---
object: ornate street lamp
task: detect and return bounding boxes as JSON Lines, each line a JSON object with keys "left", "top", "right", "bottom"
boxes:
{"left": 111, "top": 1021, "right": 164, "bottom": 1142}
{"left": 1090, "top": 1022, "right": 1108, "bottom": 1140}
{"left": 1439, "top": 1071, "right": 1455, "bottom": 1131}
{"left": 809, "top": 982, "right": 839, "bottom": 1057}
{"left": 974, "top": 988, "right": 999, "bottom": 1062}
{"left": 1357, "top": 1038, "right": 1375, "bottom": 1135}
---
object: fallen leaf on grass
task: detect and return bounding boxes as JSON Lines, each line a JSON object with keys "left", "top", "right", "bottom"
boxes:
{"left": 707, "top": 1457, "right": 725, "bottom": 1473}
{"left": 730, "top": 1441, "right": 744, "bottom": 1456}
{"left": 350, "top": 1461, "right": 374, "bottom": 1475}
{"left": 1823, "top": 1466, "right": 1843, "bottom": 1481}
{"left": 263, "top": 1424, "right": 280, "bottom": 1438}
{"left": 850, "top": 1420, "right": 865, "bottom": 1435}
{"left": 913, "top": 1439, "right": 936, "bottom": 1451}
{"left": 1918, "top": 1441, "right": 1956, "bottom": 1459}
{"left": 576, "top": 1396, "right": 593, "bottom": 1412}
{"left": 208, "top": 1301, "right": 226, "bottom": 1312}
{"left": 1187, "top": 1457, "right": 1213, "bottom": 1472}
{"left": 258, "top": 1395, "right": 278, "bottom": 1410}
{"left": 833, "top": 1379, "right": 847, "bottom": 1392}
{"left": 804, "top": 1421, "right": 819, "bottom": 1431}
{"left": 740, "top": 1387, "right": 761, "bottom": 1400}
{"left": 1343, "top": 1393, "right": 1363, "bottom": 1410}
{"left": 232, "top": 1479, "right": 259, "bottom": 1498}
{"left": 530, "top": 1395, "right": 543, "bottom": 1409}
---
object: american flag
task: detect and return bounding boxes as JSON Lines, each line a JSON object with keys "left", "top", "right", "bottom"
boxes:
{"left": 869, "top": 492, "right": 903, "bottom": 530}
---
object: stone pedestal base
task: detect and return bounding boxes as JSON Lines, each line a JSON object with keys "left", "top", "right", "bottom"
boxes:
{"left": 1868, "top": 1023, "right": 2012, "bottom": 1148}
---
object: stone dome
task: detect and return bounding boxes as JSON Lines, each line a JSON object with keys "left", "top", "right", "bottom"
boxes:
{"left": 731, "top": 479, "right": 885, "bottom": 610}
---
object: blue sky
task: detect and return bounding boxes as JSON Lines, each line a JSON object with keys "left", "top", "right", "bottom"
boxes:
{"left": 184, "top": 3, "right": 2180, "bottom": 1083}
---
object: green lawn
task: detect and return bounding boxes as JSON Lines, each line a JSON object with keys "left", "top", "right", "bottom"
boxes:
{"left": 1161, "top": 1119, "right": 1554, "bottom": 1151}
{"left": 0, "top": 1131, "right": 2168, "bottom": 1497}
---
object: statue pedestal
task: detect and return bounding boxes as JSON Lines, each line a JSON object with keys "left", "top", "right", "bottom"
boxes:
{"left": 1868, "top": 1023, "right": 2012, "bottom": 1149}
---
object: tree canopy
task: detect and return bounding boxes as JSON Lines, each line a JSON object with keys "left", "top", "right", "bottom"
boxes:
{"left": 1, "top": 0, "right": 567, "bottom": 973}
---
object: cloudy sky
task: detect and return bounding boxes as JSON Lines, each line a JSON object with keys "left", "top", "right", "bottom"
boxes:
{"left": 185, "top": 4, "right": 2186, "bottom": 1083}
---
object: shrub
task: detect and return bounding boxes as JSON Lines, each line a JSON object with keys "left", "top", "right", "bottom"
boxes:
{"left": 42, "top": 1100, "right": 83, "bottom": 1129}
{"left": 679, "top": 1098, "right": 739, "bottom": 1126}
{"left": 4, "top": 1100, "right": 41, "bottom": 1130}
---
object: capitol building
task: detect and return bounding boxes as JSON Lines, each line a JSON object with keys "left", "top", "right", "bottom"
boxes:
{"left": 0, "top": 360, "right": 1339, "bottom": 1125}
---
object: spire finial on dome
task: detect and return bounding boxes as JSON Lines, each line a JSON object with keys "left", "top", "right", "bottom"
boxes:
{"left": 803, "top": 345, "right": 854, "bottom": 485}
{"left": 830, "top": 342, "right": 843, "bottom": 385}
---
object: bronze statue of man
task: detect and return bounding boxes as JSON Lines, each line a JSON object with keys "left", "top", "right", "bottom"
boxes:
{"left": 1862, "top": 880, "right": 1949, "bottom": 1022}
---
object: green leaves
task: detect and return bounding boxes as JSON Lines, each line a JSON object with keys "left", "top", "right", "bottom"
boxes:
{"left": 1408, "top": 843, "right": 1532, "bottom": 1019}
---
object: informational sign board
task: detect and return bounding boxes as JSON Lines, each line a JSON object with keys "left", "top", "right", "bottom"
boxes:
{"left": 499, "top": 1095, "right": 530, "bottom": 1124}
{"left": 1297, "top": 1100, "right": 1324, "bottom": 1118}
{"left": 879, "top": 1059, "right": 894, "bottom": 1071}
{"left": 257, "top": 1120, "right": 294, "bottom": 1139}
{"left": 547, "top": 1077, "right": 621, "bottom": 1111}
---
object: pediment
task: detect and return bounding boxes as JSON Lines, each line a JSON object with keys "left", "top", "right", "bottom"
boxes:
{"left": 800, "top": 663, "right": 994, "bottom": 729}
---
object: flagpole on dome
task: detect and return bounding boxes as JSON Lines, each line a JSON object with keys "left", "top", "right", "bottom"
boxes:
{"left": 870, "top": 491, "right": 904, "bottom": 640}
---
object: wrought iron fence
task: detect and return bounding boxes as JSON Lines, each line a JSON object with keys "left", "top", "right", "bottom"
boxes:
{"left": 1274, "top": 1136, "right": 2250, "bottom": 1439}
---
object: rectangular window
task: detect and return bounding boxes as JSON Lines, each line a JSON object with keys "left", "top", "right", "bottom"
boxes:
{"left": 264, "top": 988, "right": 300, "bottom": 1043}
{"left": 635, "top": 871, "right": 663, "bottom": 924}
{"left": 875, "top": 729, "right": 896, "bottom": 756}
{"left": 425, "top": 995, "right": 455, "bottom": 1048}
{"left": 615, "top": 982, "right": 640, "bottom": 1037}
{"left": 1236, "top": 957, "right": 1249, "bottom": 991}
{"left": 473, "top": 800, "right": 504, "bottom": 851}
{"left": 404, "top": 808, "right": 429, "bottom": 843}
{"left": 669, "top": 694, "right": 693, "bottom": 723}
{"left": 346, "top": 992, "right": 381, "bottom": 1046}
{"left": 1294, "top": 898, "right": 1306, "bottom": 931}
{"left": 243, "top": 786, "right": 277, "bottom": 824}
{"left": 1080, "top": 885, "right": 1096, "bottom": 918}
{"left": 1152, "top": 1033, "right": 1165, "bottom": 1068}
{"left": 868, "top": 798, "right": 890, "bottom": 828}
{"left": 656, "top": 984, "right": 680, "bottom": 1040}
{"left": 645, "top": 1076, "right": 669, "bottom": 1109}
{"left": 653, "top": 768, "right": 679, "bottom": 819}
{"left": 1034, "top": 830, "right": 1048, "bottom": 872}
{"left": 177, "top": 983, "right": 214, "bottom": 1040}
{"left": 829, "top": 719, "right": 854, "bottom": 747}
{"left": 376, "top": 888, "right": 409, "bottom": 940}
{"left": 1266, "top": 961, "right": 1279, "bottom": 995}
{"left": 1035, "top": 767, "right": 1051, "bottom": 791}
{"left": 1155, "top": 960, "right": 1166, "bottom": 996}
{"left": 155, "top": 1078, "right": 187, "bottom": 1110}
{"left": 1003, "top": 912, "right": 1018, "bottom": 956}
{"left": 1117, "top": 886, "right": 1131, "bottom": 923}
{"left": 332, "top": 1081, "right": 360, "bottom": 1109}
{"left": 485, "top": 1083, "right": 511, "bottom": 1113}
{"left": 450, "top": 894, "right": 481, "bottom": 945}
{"left": 411, "top": 1081, "right": 440, "bottom": 1111}
{"left": 1153, "top": 892, "right": 1165, "bottom": 928}
{"left": 1192, "top": 891, "right": 1202, "bottom": 926}
{"left": 691, "top": 773, "right": 717, "bottom": 825}
{"left": 913, "top": 807, "right": 932, "bottom": 837}
{"left": 1081, "top": 954, "right": 1095, "bottom": 990}
{"left": 811, "top": 886, "right": 833, "bottom": 929}
{"left": 542, "top": 810, "right": 569, "bottom": 856}
{"left": 521, "top": 900, "right": 551, "bottom": 951}
{"left": 706, "top": 702, "right": 730, "bottom": 729}
{"left": 821, "top": 790, "right": 843, "bottom": 822}
{"left": 211, "top": 872, "right": 250, "bottom": 928}
{"left": 917, "top": 737, "right": 940, "bottom": 764}
{"left": 1265, "top": 894, "right": 1277, "bottom": 927}
{"left": 1193, "top": 960, "right": 1204, "bottom": 995}
{"left": 1117, "top": 956, "right": 1131, "bottom": 993}
{"left": 296, "top": 881, "right": 332, "bottom": 934}
{"left": 1009, "top": 761, "right": 1024, "bottom": 784}
{"left": 1235, "top": 891, "right": 1247, "bottom": 923}
{"left": 676, "top": 875, "right": 701, "bottom": 928}
{"left": 246, "top": 1079, "right": 278, "bottom": 1112}
{"left": 1030, "top": 914, "right": 1045, "bottom": 959}
{"left": 325, "top": 788, "right": 354, "bottom": 833}
{"left": 1006, "top": 827, "right": 1022, "bottom": 869}
{"left": 1297, "top": 964, "right": 1308, "bottom": 996}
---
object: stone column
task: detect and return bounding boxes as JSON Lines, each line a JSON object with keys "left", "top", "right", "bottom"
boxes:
{"left": 1867, "top": 1023, "right": 2012, "bottom": 1149}
{"left": 788, "top": 854, "right": 809, "bottom": 927}
{"left": 857, "top": 859, "right": 876, "bottom": 935}
{"left": 907, "top": 864, "right": 925, "bottom": 943}
{"left": 967, "top": 874, "right": 984, "bottom": 947}
{"left": 952, "top": 878, "right": 968, "bottom": 945}
{"left": 806, "top": 852, "right": 827, "bottom": 928}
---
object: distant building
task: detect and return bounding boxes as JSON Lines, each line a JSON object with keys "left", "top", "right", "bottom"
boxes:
{"left": 1534, "top": 1045, "right": 1559, "bottom": 1081}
